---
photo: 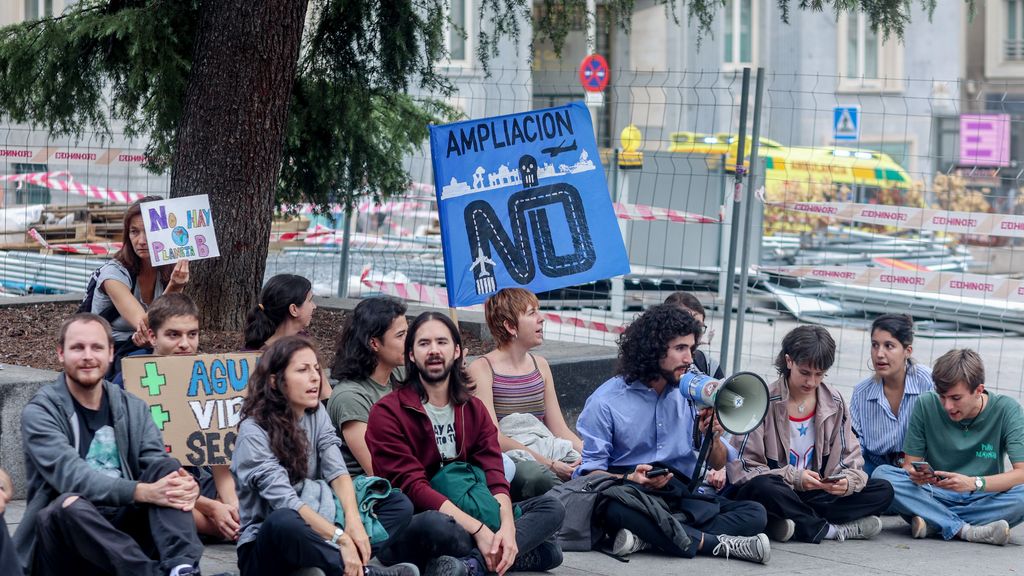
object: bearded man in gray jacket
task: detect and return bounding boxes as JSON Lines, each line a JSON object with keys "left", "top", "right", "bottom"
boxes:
{"left": 13, "top": 313, "right": 204, "bottom": 576}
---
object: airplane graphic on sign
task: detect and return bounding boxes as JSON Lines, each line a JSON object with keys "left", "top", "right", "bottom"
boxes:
{"left": 833, "top": 106, "right": 860, "bottom": 141}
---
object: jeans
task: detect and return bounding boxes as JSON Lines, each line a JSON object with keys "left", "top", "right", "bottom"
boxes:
{"left": 872, "top": 465, "right": 1024, "bottom": 540}
{"left": 377, "top": 494, "right": 565, "bottom": 571}
{"left": 0, "top": 514, "right": 22, "bottom": 576}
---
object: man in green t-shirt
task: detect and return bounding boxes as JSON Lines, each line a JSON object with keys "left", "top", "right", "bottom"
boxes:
{"left": 873, "top": 349, "right": 1024, "bottom": 545}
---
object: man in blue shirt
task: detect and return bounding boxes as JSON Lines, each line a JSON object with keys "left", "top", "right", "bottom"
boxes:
{"left": 576, "top": 304, "right": 769, "bottom": 563}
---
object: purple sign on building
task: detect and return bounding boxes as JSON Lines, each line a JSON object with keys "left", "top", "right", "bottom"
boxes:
{"left": 959, "top": 114, "right": 1011, "bottom": 167}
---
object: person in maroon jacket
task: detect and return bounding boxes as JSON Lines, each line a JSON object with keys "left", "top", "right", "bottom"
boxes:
{"left": 367, "top": 312, "right": 565, "bottom": 576}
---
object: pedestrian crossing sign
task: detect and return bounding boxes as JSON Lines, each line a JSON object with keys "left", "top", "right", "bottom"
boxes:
{"left": 833, "top": 106, "right": 860, "bottom": 141}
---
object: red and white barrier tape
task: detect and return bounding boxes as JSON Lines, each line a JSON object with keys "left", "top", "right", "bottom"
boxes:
{"left": 762, "top": 265, "right": 1024, "bottom": 303}
{"left": 613, "top": 202, "right": 720, "bottom": 224}
{"left": 27, "top": 227, "right": 122, "bottom": 255}
{"left": 1, "top": 171, "right": 145, "bottom": 203}
{"left": 359, "top": 268, "right": 627, "bottom": 333}
{"left": 772, "top": 200, "right": 1024, "bottom": 239}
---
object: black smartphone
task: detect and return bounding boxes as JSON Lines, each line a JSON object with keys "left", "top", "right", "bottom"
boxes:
{"left": 646, "top": 467, "right": 670, "bottom": 478}
{"left": 821, "top": 474, "right": 845, "bottom": 483}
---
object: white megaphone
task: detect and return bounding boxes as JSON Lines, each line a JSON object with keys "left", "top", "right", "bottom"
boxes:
{"left": 679, "top": 369, "right": 770, "bottom": 435}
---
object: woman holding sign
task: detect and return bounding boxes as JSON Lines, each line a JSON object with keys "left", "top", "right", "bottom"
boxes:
{"left": 232, "top": 336, "right": 416, "bottom": 576}
{"left": 88, "top": 196, "right": 189, "bottom": 377}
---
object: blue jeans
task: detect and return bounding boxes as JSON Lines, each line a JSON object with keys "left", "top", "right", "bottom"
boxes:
{"left": 872, "top": 465, "right": 1024, "bottom": 540}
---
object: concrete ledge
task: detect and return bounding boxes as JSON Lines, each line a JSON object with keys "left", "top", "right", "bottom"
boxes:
{"left": 0, "top": 364, "right": 57, "bottom": 499}
{"left": 315, "top": 296, "right": 493, "bottom": 344}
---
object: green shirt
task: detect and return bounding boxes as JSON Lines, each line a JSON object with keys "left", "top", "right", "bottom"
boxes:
{"left": 903, "top": 391, "right": 1024, "bottom": 477}
{"left": 326, "top": 368, "right": 402, "bottom": 475}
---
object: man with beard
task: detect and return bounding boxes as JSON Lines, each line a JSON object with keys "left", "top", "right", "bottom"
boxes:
{"left": 13, "top": 313, "right": 204, "bottom": 576}
{"left": 575, "top": 304, "right": 770, "bottom": 563}
{"left": 367, "top": 312, "right": 565, "bottom": 576}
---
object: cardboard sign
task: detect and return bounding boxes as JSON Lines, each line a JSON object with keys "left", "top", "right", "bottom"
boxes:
{"left": 140, "top": 194, "right": 220, "bottom": 266}
{"left": 122, "top": 352, "right": 260, "bottom": 466}
{"left": 429, "top": 102, "right": 630, "bottom": 307}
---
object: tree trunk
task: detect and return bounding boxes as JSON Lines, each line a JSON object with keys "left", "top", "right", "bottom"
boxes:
{"left": 171, "top": 0, "right": 308, "bottom": 330}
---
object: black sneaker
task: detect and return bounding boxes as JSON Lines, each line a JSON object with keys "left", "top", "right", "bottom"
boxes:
{"left": 512, "top": 542, "right": 564, "bottom": 572}
{"left": 424, "top": 556, "right": 468, "bottom": 576}
{"left": 367, "top": 563, "right": 420, "bottom": 576}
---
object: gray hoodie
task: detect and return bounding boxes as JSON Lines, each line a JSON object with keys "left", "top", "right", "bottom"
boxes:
{"left": 13, "top": 374, "right": 171, "bottom": 573}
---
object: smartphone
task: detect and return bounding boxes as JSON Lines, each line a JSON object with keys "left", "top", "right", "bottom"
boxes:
{"left": 646, "top": 467, "right": 670, "bottom": 478}
{"left": 911, "top": 461, "right": 945, "bottom": 479}
{"left": 821, "top": 474, "right": 845, "bottom": 483}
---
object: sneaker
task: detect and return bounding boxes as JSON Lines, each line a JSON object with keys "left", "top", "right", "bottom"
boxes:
{"left": 961, "top": 520, "right": 1011, "bottom": 546}
{"left": 712, "top": 533, "right": 770, "bottom": 564}
{"left": 512, "top": 542, "right": 563, "bottom": 572}
{"left": 765, "top": 518, "right": 795, "bottom": 542}
{"left": 424, "top": 556, "right": 466, "bottom": 576}
{"left": 910, "top": 515, "right": 938, "bottom": 539}
{"left": 606, "top": 528, "right": 651, "bottom": 556}
{"left": 832, "top": 515, "right": 883, "bottom": 541}
{"left": 367, "top": 564, "right": 420, "bottom": 576}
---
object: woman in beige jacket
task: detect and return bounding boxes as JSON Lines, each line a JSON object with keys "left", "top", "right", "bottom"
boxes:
{"left": 728, "top": 326, "right": 894, "bottom": 543}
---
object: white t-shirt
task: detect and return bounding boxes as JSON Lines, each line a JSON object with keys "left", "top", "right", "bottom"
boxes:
{"left": 424, "top": 401, "right": 457, "bottom": 460}
{"left": 788, "top": 412, "right": 816, "bottom": 470}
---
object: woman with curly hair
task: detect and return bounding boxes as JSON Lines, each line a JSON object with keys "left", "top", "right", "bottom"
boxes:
{"left": 232, "top": 336, "right": 415, "bottom": 576}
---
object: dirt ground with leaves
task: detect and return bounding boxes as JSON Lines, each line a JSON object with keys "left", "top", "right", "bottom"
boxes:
{"left": 0, "top": 301, "right": 487, "bottom": 373}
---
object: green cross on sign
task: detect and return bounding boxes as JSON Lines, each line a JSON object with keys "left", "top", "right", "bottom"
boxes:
{"left": 140, "top": 362, "right": 167, "bottom": 396}
{"left": 150, "top": 405, "right": 170, "bottom": 430}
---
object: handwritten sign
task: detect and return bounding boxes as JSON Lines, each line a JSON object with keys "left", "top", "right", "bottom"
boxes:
{"left": 429, "top": 102, "right": 630, "bottom": 307}
{"left": 122, "top": 352, "right": 260, "bottom": 466}
{"left": 140, "top": 194, "right": 220, "bottom": 266}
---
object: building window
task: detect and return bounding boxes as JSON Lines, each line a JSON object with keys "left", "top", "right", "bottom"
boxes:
{"left": 446, "top": 0, "right": 471, "bottom": 66}
{"left": 12, "top": 163, "right": 50, "bottom": 205}
{"left": 723, "top": 0, "right": 755, "bottom": 68}
{"left": 23, "top": 0, "right": 54, "bottom": 21}
{"left": 1008, "top": 0, "right": 1024, "bottom": 60}
{"left": 837, "top": 13, "right": 902, "bottom": 92}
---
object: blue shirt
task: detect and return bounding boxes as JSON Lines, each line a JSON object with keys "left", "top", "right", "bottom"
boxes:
{"left": 850, "top": 362, "right": 933, "bottom": 468}
{"left": 575, "top": 375, "right": 737, "bottom": 479}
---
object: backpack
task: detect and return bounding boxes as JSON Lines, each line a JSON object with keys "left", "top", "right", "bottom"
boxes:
{"left": 77, "top": 263, "right": 137, "bottom": 323}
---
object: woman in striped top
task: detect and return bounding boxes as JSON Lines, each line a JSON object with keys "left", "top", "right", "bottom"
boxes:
{"left": 468, "top": 288, "right": 583, "bottom": 484}
{"left": 850, "top": 314, "right": 934, "bottom": 477}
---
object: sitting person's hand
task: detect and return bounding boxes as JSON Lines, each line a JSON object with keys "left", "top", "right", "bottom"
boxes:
{"left": 548, "top": 459, "right": 579, "bottom": 481}
{"left": 169, "top": 259, "right": 190, "bottom": 288}
{"left": 626, "top": 464, "right": 673, "bottom": 490}
{"left": 208, "top": 499, "right": 241, "bottom": 541}
{"left": 705, "top": 467, "right": 727, "bottom": 491}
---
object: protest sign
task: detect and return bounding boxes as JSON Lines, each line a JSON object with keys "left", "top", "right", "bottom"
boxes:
{"left": 140, "top": 194, "right": 220, "bottom": 266}
{"left": 122, "top": 352, "right": 260, "bottom": 466}
{"left": 429, "top": 101, "right": 630, "bottom": 308}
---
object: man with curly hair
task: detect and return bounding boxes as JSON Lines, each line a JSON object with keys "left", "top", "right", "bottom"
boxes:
{"left": 575, "top": 304, "right": 770, "bottom": 564}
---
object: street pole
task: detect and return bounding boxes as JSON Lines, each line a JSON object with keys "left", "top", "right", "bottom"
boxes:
{"left": 718, "top": 67, "right": 751, "bottom": 374}
{"left": 336, "top": 206, "right": 353, "bottom": 298}
{"left": 733, "top": 67, "right": 765, "bottom": 374}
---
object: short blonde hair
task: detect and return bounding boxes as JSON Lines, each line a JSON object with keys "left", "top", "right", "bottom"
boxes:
{"left": 932, "top": 348, "right": 985, "bottom": 394}
{"left": 484, "top": 288, "right": 539, "bottom": 345}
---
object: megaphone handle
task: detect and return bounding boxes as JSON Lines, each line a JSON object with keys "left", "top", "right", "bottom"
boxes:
{"left": 687, "top": 409, "right": 716, "bottom": 493}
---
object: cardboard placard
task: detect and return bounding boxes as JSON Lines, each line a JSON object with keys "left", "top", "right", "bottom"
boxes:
{"left": 122, "top": 352, "right": 261, "bottom": 466}
{"left": 140, "top": 194, "right": 220, "bottom": 266}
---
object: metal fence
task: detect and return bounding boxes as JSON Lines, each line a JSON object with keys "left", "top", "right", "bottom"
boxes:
{"left": 2, "top": 66, "right": 1024, "bottom": 402}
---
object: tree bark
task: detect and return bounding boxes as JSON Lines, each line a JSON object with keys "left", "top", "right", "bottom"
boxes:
{"left": 171, "top": 0, "right": 309, "bottom": 330}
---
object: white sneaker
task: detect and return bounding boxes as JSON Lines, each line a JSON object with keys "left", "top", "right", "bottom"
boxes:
{"left": 833, "top": 516, "right": 883, "bottom": 541}
{"left": 961, "top": 520, "right": 1011, "bottom": 546}
{"left": 606, "top": 528, "right": 650, "bottom": 556}
{"left": 712, "top": 533, "right": 770, "bottom": 564}
{"left": 766, "top": 518, "right": 795, "bottom": 542}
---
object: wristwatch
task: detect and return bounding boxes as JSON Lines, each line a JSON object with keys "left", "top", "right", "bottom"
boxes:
{"left": 330, "top": 527, "right": 345, "bottom": 545}
{"left": 973, "top": 476, "right": 985, "bottom": 494}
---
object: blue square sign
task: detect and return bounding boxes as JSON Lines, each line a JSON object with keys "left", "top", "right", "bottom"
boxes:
{"left": 833, "top": 106, "right": 860, "bottom": 141}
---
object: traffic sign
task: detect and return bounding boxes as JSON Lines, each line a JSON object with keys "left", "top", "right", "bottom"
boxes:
{"left": 579, "top": 54, "right": 610, "bottom": 93}
{"left": 833, "top": 106, "right": 860, "bottom": 141}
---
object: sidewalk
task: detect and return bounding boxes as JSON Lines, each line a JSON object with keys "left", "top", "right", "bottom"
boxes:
{"left": 5, "top": 500, "right": 1021, "bottom": 575}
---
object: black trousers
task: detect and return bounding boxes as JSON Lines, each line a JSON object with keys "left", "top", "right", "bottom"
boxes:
{"left": 598, "top": 476, "right": 767, "bottom": 558}
{"left": 735, "top": 474, "right": 895, "bottom": 543}
{"left": 34, "top": 457, "right": 203, "bottom": 576}
{"left": 377, "top": 494, "right": 565, "bottom": 572}
{"left": 237, "top": 489, "right": 413, "bottom": 576}
{"left": 0, "top": 513, "right": 23, "bottom": 576}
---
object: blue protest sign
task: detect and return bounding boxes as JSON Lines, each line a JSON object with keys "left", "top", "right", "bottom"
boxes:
{"left": 429, "top": 102, "right": 630, "bottom": 308}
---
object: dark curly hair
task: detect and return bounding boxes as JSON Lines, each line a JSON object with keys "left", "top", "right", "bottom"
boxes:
{"left": 240, "top": 335, "right": 321, "bottom": 484}
{"left": 617, "top": 304, "right": 701, "bottom": 385}
{"left": 401, "top": 312, "right": 473, "bottom": 404}
{"left": 774, "top": 325, "right": 836, "bottom": 379}
{"left": 331, "top": 296, "right": 407, "bottom": 381}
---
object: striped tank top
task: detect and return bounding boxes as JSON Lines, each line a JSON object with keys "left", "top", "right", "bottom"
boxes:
{"left": 485, "top": 354, "right": 547, "bottom": 423}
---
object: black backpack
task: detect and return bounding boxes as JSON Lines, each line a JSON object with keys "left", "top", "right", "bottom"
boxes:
{"left": 77, "top": 263, "right": 137, "bottom": 323}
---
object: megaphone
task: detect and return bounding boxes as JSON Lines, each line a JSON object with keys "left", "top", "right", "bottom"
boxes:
{"left": 680, "top": 369, "right": 769, "bottom": 435}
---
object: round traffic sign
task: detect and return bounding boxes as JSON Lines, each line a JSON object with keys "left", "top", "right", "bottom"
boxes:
{"left": 579, "top": 54, "right": 609, "bottom": 93}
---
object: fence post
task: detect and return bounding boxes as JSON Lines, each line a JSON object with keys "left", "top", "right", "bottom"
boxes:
{"left": 732, "top": 67, "right": 765, "bottom": 374}
{"left": 336, "top": 206, "right": 353, "bottom": 298}
{"left": 718, "top": 67, "right": 751, "bottom": 374}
